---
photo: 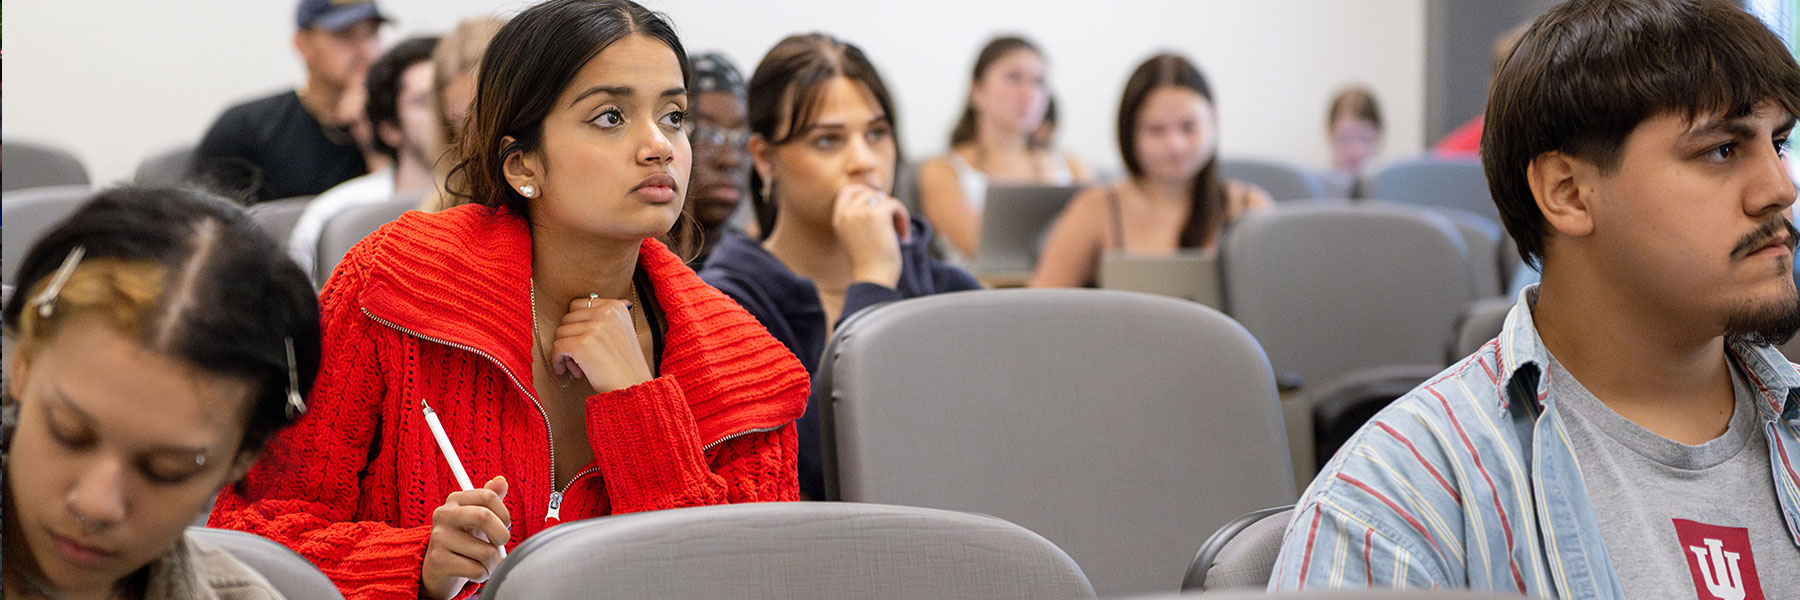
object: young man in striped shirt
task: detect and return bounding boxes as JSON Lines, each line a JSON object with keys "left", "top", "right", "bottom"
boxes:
{"left": 1271, "top": 0, "right": 1800, "bottom": 597}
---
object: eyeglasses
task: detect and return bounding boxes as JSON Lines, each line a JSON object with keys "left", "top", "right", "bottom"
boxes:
{"left": 690, "top": 124, "right": 751, "bottom": 149}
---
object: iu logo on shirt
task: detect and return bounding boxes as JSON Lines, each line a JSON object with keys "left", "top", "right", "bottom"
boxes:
{"left": 1673, "top": 519, "right": 1764, "bottom": 600}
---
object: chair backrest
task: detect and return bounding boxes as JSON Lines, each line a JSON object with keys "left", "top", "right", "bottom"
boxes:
{"left": 1450, "top": 296, "right": 1516, "bottom": 362}
{"left": 2, "top": 185, "right": 95, "bottom": 284}
{"left": 1308, "top": 363, "right": 1445, "bottom": 469}
{"left": 3, "top": 140, "right": 91, "bottom": 191}
{"left": 973, "top": 184, "right": 1081, "bottom": 275}
{"left": 1183, "top": 505, "right": 1293, "bottom": 591}
{"left": 1219, "top": 157, "right": 1325, "bottom": 202}
{"left": 1221, "top": 201, "right": 1475, "bottom": 391}
{"left": 185, "top": 527, "right": 345, "bottom": 600}
{"left": 480, "top": 502, "right": 1095, "bottom": 600}
{"left": 1425, "top": 206, "right": 1503, "bottom": 298}
{"left": 821, "top": 289, "right": 1294, "bottom": 597}
{"left": 245, "top": 196, "right": 314, "bottom": 246}
{"left": 1368, "top": 157, "right": 1497, "bottom": 225}
{"left": 314, "top": 196, "right": 415, "bottom": 284}
{"left": 133, "top": 144, "right": 198, "bottom": 187}
{"left": 1098, "top": 250, "right": 1222, "bottom": 309}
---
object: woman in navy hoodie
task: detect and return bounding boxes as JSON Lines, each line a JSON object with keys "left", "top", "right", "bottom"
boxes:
{"left": 700, "top": 33, "right": 979, "bottom": 500}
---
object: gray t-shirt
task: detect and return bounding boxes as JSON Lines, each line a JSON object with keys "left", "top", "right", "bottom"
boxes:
{"left": 1550, "top": 354, "right": 1799, "bottom": 600}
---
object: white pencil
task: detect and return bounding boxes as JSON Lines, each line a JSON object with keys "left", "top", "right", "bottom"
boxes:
{"left": 421, "top": 399, "right": 506, "bottom": 561}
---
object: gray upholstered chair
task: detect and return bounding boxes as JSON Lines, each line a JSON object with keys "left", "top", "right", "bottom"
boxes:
{"left": 1450, "top": 296, "right": 1517, "bottom": 363}
{"left": 1426, "top": 206, "right": 1504, "bottom": 299}
{"left": 1220, "top": 157, "right": 1326, "bottom": 202}
{"left": 185, "top": 527, "right": 344, "bottom": 600}
{"left": 819, "top": 288, "right": 1295, "bottom": 597}
{"left": 3, "top": 140, "right": 90, "bottom": 191}
{"left": 1367, "top": 157, "right": 1496, "bottom": 226}
{"left": 244, "top": 196, "right": 314, "bottom": 248}
{"left": 479, "top": 502, "right": 1096, "bottom": 600}
{"left": 1183, "top": 505, "right": 1293, "bottom": 592}
{"left": 314, "top": 196, "right": 415, "bottom": 284}
{"left": 1220, "top": 201, "right": 1476, "bottom": 393}
{"left": 132, "top": 144, "right": 198, "bottom": 187}
{"left": 2, "top": 185, "right": 94, "bottom": 284}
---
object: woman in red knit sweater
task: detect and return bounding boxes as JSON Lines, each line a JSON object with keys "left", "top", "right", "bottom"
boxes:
{"left": 209, "top": 2, "right": 810, "bottom": 599}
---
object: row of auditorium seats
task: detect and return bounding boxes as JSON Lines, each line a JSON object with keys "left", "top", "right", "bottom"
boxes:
{"left": 183, "top": 501, "right": 1523, "bottom": 599}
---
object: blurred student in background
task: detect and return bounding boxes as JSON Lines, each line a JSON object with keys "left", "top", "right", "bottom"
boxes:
{"left": 1032, "top": 53, "right": 1270, "bottom": 287}
{"left": 1322, "top": 85, "right": 1383, "bottom": 198}
{"left": 684, "top": 52, "right": 753, "bottom": 269}
{"left": 917, "top": 36, "right": 1092, "bottom": 262}
{"left": 420, "top": 17, "right": 507, "bottom": 213}
{"left": 290, "top": 36, "right": 442, "bottom": 282}
{"left": 191, "top": 0, "right": 386, "bottom": 203}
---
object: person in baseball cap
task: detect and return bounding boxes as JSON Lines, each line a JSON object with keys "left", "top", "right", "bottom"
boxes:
{"left": 190, "top": 0, "right": 387, "bottom": 203}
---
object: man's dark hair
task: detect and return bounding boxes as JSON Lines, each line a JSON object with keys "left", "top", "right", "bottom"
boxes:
{"left": 1483, "top": 0, "right": 1800, "bottom": 269}
{"left": 365, "top": 36, "right": 442, "bottom": 161}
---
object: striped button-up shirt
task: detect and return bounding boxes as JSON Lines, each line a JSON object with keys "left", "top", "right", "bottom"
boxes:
{"left": 1269, "top": 285, "right": 1800, "bottom": 597}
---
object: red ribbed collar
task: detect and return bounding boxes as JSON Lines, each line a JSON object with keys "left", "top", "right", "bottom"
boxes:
{"left": 357, "top": 205, "right": 807, "bottom": 444}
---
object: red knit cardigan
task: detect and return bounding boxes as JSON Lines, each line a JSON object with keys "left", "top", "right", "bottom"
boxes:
{"left": 209, "top": 205, "right": 810, "bottom": 599}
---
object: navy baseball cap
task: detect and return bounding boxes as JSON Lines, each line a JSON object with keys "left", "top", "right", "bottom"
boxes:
{"left": 296, "top": 0, "right": 389, "bottom": 32}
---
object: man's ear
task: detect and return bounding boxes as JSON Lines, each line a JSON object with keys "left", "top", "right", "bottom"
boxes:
{"left": 501, "top": 136, "right": 542, "bottom": 194}
{"left": 292, "top": 30, "right": 313, "bottom": 63}
{"left": 1528, "top": 150, "right": 1595, "bottom": 239}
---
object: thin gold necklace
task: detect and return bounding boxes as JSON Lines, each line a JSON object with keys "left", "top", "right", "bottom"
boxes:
{"left": 529, "top": 280, "right": 641, "bottom": 389}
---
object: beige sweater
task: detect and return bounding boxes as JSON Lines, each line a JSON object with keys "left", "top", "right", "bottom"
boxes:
{"left": 143, "top": 536, "right": 286, "bottom": 600}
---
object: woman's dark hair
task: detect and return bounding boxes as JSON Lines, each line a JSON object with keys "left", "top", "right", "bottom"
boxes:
{"left": 746, "top": 33, "right": 902, "bottom": 239}
{"left": 1118, "top": 53, "right": 1226, "bottom": 249}
{"left": 1483, "top": 0, "right": 1800, "bottom": 269}
{"left": 2, "top": 186, "right": 321, "bottom": 455}
{"left": 448, "top": 0, "right": 690, "bottom": 219}
{"left": 1326, "top": 85, "right": 1382, "bottom": 131}
{"left": 948, "top": 36, "right": 1043, "bottom": 148}
{"left": 365, "top": 36, "right": 442, "bottom": 161}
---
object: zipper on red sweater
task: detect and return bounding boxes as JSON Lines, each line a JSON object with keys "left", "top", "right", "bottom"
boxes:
{"left": 542, "top": 422, "right": 790, "bottom": 524}
{"left": 361, "top": 308, "right": 559, "bottom": 523}
{"left": 544, "top": 467, "right": 602, "bottom": 525}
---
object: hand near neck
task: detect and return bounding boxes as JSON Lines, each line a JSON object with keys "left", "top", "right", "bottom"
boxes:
{"left": 529, "top": 222, "right": 641, "bottom": 305}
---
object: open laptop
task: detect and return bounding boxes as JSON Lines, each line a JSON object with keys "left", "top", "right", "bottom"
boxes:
{"left": 971, "top": 184, "right": 1082, "bottom": 278}
{"left": 1097, "top": 250, "right": 1223, "bottom": 309}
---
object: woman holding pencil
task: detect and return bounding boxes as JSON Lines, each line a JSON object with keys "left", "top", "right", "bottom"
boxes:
{"left": 208, "top": 2, "right": 810, "bottom": 599}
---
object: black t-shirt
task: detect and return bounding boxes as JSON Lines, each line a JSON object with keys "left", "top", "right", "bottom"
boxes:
{"left": 190, "top": 90, "right": 367, "bottom": 204}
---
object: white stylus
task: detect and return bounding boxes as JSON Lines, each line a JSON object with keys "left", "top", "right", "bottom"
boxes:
{"left": 421, "top": 399, "right": 506, "bottom": 561}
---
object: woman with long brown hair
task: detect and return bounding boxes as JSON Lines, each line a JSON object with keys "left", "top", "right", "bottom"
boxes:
{"left": 209, "top": 2, "right": 809, "bottom": 598}
{"left": 1031, "top": 53, "right": 1270, "bottom": 288}
{"left": 916, "top": 36, "right": 1092, "bottom": 260}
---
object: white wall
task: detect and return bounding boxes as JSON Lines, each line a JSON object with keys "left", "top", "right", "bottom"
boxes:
{"left": 3, "top": 0, "right": 1425, "bottom": 185}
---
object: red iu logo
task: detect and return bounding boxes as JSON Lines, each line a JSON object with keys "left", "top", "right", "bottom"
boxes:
{"left": 1672, "top": 519, "right": 1764, "bottom": 600}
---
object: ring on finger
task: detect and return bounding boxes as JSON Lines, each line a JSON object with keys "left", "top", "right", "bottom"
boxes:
{"left": 588, "top": 293, "right": 599, "bottom": 309}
